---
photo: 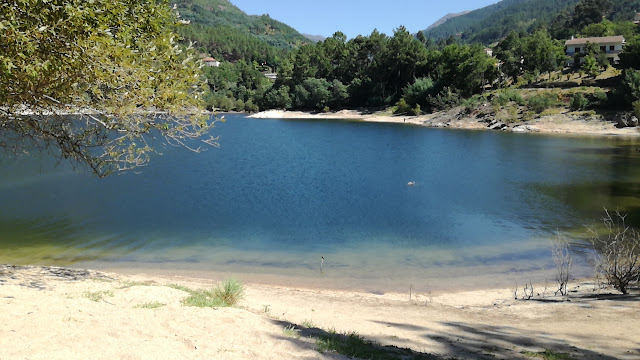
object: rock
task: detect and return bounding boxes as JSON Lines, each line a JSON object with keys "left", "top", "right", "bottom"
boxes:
{"left": 488, "top": 122, "right": 506, "bottom": 130}
{"left": 629, "top": 116, "right": 638, "bottom": 127}
{"left": 617, "top": 115, "right": 629, "bottom": 128}
{"left": 511, "top": 125, "right": 530, "bottom": 133}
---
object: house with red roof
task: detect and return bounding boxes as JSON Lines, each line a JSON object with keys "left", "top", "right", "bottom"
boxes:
{"left": 202, "top": 57, "right": 221, "bottom": 67}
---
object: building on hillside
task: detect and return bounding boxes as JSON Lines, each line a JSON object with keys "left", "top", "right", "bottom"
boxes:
{"left": 202, "top": 57, "right": 221, "bottom": 67}
{"left": 634, "top": 12, "right": 640, "bottom": 24}
{"left": 263, "top": 73, "right": 277, "bottom": 80}
{"left": 565, "top": 36, "right": 625, "bottom": 66}
{"left": 483, "top": 48, "right": 493, "bottom": 57}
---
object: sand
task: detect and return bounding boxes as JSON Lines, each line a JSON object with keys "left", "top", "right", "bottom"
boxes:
{"left": 1, "top": 265, "right": 638, "bottom": 360}
{"left": 248, "top": 109, "right": 640, "bottom": 137}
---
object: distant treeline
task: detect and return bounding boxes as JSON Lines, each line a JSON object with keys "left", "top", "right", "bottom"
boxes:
{"left": 193, "top": 0, "right": 640, "bottom": 115}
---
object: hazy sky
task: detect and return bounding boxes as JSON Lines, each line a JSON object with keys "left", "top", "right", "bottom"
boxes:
{"left": 230, "top": 0, "right": 499, "bottom": 38}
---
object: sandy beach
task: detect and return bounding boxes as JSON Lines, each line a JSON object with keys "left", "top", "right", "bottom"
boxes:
{"left": 248, "top": 109, "right": 640, "bottom": 137}
{"left": 1, "top": 265, "right": 638, "bottom": 360}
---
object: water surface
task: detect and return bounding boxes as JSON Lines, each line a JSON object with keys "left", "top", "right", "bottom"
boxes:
{"left": 2, "top": 115, "right": 640, "bottom": 291}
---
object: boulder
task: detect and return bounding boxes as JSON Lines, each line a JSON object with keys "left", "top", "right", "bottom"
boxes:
{"left": 488, "top": 121, "right": 507, "bottom": 130}
{"left": 629, "top": 116, "right": 639, "bottom": 127}
{"left": 617, "top": 115, "right": 629, "bottom": 128}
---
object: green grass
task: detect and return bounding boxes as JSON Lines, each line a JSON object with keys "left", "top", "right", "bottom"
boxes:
{"left": 283, "top": 325, "right": 301, "bottom": 339}
{"left": 83, "top": 290, "right": 114, "bottom": 302}
{"left": 316, "top": 332, "right": 434, "bottom": 360}
{"left": 521, "top": 349, "right": 574, "bottom": 360}
{"left": 302, "top": 319, "right": 316, "bottom": 328}
{"left": 168, "top": 279, "right": 245, "bottom": 308}
{"left": 134, "top": 301, "right": 166, "bottom": 309}
{"left": 118, "top": 280, "right": 158, "bottom": 289}
{"left": 166, "top": 283, "right": 193, "bottom": 293}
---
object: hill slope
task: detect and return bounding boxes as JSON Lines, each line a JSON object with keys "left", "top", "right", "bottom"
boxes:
{"left": 422, "top": 0, "right": 580, "bottom": 44}
{"left": 172, "top": 0, "right": 308, "bottom": 63}
{"left": 425, "top": 11, "right": 471, "bottom": 31}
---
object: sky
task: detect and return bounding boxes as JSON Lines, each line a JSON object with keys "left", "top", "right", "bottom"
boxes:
{"left": 230, "top": 0, "right": 500, "bottom": 39}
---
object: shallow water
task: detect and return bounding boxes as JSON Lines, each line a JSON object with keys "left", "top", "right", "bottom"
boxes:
{"left": 2, "top": 115, "right": 640, "bottom": 291}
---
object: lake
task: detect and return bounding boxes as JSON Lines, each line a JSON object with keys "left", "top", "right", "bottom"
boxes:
{"left": 2, "top": 114, "right": 640, "bottom": 292}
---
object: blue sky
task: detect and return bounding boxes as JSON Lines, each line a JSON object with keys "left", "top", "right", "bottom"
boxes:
{"left": 231, "top": 0, "right": 499, "bottom": 39}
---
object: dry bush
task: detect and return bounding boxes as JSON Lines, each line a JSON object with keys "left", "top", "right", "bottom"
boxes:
{"left": 552, "top": 233, "right": 572, "bottom": 296}
{"left": 587, "top": 209, "right": 640, "bottom": 294}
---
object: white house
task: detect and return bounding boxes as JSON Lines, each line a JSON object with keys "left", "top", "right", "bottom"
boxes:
{"left": 634, "top": 12, "right": 640, "bottom": 24}
{"left": 202, "top": 57, "right": 221, "bottom": 67}
{"left": 565, "top": 36, "right": 625, "bottom": 66}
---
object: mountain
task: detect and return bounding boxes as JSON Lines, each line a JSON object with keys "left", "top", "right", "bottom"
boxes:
{"left": 172, "top": 0, "right": 309, "bottom": 63}
{"left": 302, "top": 34, "right": 326, "bottom": 43}
{"left": 421, "top": 0, "right": 581, "bottom": 44}
{"left": 425, "top": 11, "right": 471, "bottom": 31}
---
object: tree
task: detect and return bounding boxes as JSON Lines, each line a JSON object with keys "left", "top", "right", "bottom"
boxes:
{"left": 617, "top": 35, "right": 640, "bottom": 70}
{"left": 495, "top": 32, "right": 525, "bottom": 82}
{"left": 618, "top": 69, "right": 640, "bottom": 105}
{"left": 380, "top": 26, "right": 429, "bottom": 101}
{"left": 521, "top": 29, "right": 566, "bottom": 79}
{"left": 1, "top": 0, "right": 215, "bottom": 177}
{"left": 572, "top": 0, "right": 612, "bottom": 30}
{"left": 293, "top": 78, "right": 331, "bottom": 110}
{"left": 582, "top": 55, "right": 600, "bottom": 77}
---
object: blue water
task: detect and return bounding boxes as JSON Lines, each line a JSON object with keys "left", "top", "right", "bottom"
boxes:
{"left": 2, "top": 114, "right": 640, "bottom": 291}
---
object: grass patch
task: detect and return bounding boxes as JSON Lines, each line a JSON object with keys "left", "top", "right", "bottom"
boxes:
{"left": 212, "top": 278, "right": 244, "bottom": 306}
{"left": 83, "top": 290, "right": 114, "bottom": 302}
{"left": 316, "top": 332, "right": 434, "bottom": 360}
{"left": 302, "top": 319, "right": 316, "bottom": 328}
{"left": 540, "top": 107, "right": 566, "bottom": 116}
{"left": 118, "top": 280, "right": 158, "bottom": 289}
{"left": 168, "top": 279, "right": 244, "bottom": 308}
{"left": 166, "top": 283, "right": 192, "bottom": 293}
{"left": 521, "top": 349, "right": 574, "bottom": 360}
{"left": 134, "top": 301, "right": 166, "bottom": 309}
{"left": 283, "top": 325, "right": 301, "bottom": 339}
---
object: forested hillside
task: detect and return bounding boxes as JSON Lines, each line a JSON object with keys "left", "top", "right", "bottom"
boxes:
{"left": 422, "top": 0, "right": 580, "bottom": 44}
{"left": 423, "top": 0, "right": 640, "bottom": 44}
{"left": 180, "top": 0, "right": 640, "bottom": 122}
{"left": 172, "top": 0, "right": 308, "bottom": 63}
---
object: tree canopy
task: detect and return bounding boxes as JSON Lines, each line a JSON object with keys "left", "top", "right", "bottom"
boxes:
{"left": 0, "top": 0, "right": 216, "bottom": 177}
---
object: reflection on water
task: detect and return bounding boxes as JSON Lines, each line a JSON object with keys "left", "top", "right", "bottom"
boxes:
{"left": 1, "top": 115, "right": 640, "bottom": 291}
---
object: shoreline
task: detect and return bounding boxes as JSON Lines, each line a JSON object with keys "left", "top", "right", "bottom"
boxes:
{"left": 247, "top": 109, "right": 640, "bottom": 137}
{"left": 2, "top": 264, "right": 639, "bottom": 359}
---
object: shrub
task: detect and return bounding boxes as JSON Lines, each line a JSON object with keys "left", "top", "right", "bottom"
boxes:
{"left": 213, "top": 278, "right": 245, "bottom": 307}
{"left": 461, "top": 95, "right": 481, "bottom": 113}
{"left": 245, "top": 99, "right": 259, "bottom": 113}
{"left": 412, "top": 104, "right": 422, "bottom": 116}
{"left": 394, "top": 98, "right": 412, "bottom": 115}
{"left": 552, "top": 234, "right": 572, "bottom": 296}
{"left": 592, "top": 90, "right": 608, "bottom": 107}
{"left": 634, "top": 100, "right": 640, "bottom": 119}
{"left": 527, "top": 93, "right": 557, "bottom": 113}
{"left": 493, "top": 89, "right": 525, "bottom": 106}
{"left": 587, "top": 210, "right": 640, "bottom": 295}
{"left": 403, "top": 77, "right": 435, "bottom": 108}
{"left": 620, "top": 69, "right": 640, "bottom": 105}
{"left": 569, "top": 93, "right": 589, "bottom": 111}
{"left": 177, "top": 278, "right": 245, "bottom": 308}
{"left": 427, "top": 87, "right": 461, "bottom": 110}
{"left": 235, "top": 99, "right": 245, "bottom": 111}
